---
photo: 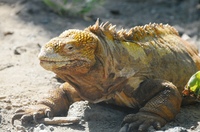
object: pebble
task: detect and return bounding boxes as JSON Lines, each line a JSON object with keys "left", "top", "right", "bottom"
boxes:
{"left": 12, "top": 104, "right": 23, "bottom": 107}
{"left": 3, "top": 31, "right": 14, "bottom": 36}
{"left": 164, "top": 127, "right": 188, "bottom": 132}
{"left": 16, "top": 125, "right": 26, "bottom": 132}
{"left": 1, "top": 109, "right": 7, "bottom": 114}
{"left": 0, "top": 96, "right": 6, "bottom": 100}
{"left": 6, "top": 128, "right": 11, "bottom": 132}
{"left": 190, "top": 125, "right": 196, "bottom": 130}
{"left": 181, "top": 33, "right": 191, "bottom": 41}
{"left": 5, "top": 105, "right": 12, "bottom": 110}
{"left": 38, "top": 124, "right": 46, "bottom": 129}
{"left": 3, "top": 99, "right": 11, "bottom": 103}
{"left": 49, "top": 126, "right": 54, "bottom": 131}
{"left": 14, "top": 46, "right": 27, "bottom": 55}
{"left": 34, "top": 124, "right": 53, "bottom": 132}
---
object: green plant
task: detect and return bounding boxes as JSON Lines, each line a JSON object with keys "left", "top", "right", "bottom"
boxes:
{"left": 183, "top": 71, "right": 200, "bottom": 99}
{"left": 42, "top": 0, "right": 67, "bottom": 15}
{"left": 42, "top": 0, "right": 103, "bottom": 16}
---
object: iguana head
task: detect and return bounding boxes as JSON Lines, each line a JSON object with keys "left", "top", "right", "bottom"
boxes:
{"left": 38, "top": 29, "right": 99, "bottom": 74}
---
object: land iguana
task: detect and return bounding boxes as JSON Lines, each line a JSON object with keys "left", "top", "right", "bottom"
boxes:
{"left": 12, "top": 19, "right": 200, "bottom": 132}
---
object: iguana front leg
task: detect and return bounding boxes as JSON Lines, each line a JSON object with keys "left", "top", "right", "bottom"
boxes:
{"left": 119, "top": 79, "right": 182, "bottom": 132}
{"left": 12, "top": 83, "right": 82, "bottom": 125}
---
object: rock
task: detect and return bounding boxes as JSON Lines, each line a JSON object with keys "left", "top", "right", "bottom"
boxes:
{"left": 16, "top": 125, "right": 26, "bottom": 132}
{"left": 67, "top": 101, "right": 88, "bottom": 118}
{"left": 3, "top": 31, "right": 14, "bottom": 36}
{"left": 14, "top": 46, "right": 27, "bottom": 55}
{"left": 164, "top": 127, "right": 187, "bottom": 132}
{"left": 190, "top": 125, "right": 196, "bottom": 130}
{"left": 67, "top": 101, "right": 126, "bottom": 132}
{"left": 6, "top": 128, "right": 11, "bottom": 132}
{"left": 3, "top": 99, "right": 11, "bottom": 103}
{"left": 181, "top": 34, "right": 191, "bottom": 41}
{"left": 5, "top": 105, "right": 12, "bottom": 110}
{"left": 49, "top": 126, "right": 54, "bottom": 131}
{"left": 0, "top": 96, "right": 6, "bottom": 100}
{"left": 12, "top": 104, "right": 23, "bottom": 107}
{"left": 1, "top": 109, "right": 7, "bottom": 114}
{"left": 34, "top": 124, "right": 52, "bottom": 132}
{"left": 38, "top": 124, "right": 46, "bottom": 129}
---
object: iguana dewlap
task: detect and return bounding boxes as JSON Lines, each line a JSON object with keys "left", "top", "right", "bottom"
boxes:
{"left": 12, "top": 20, "right": 200, "bottom": 132}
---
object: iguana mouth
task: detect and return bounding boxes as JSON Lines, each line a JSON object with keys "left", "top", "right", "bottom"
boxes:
{"left": 40, "top": 59, "right": 73, "bottom": 63}
{"left": 40, "top": 58, "right": 90, "bottom": 67}
{"left": 40, "top": 58, "right": 91, "bottom": 73}
{"left": 40, "top": 59, "right": 75, "bottom": 65}
{"left": 39, "top": 59, "right": 76, "bottom": 71}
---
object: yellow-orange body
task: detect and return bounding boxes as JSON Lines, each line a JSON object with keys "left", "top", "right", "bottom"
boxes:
{"left": 12, "top": 20, "right": 200, "bottom": 131}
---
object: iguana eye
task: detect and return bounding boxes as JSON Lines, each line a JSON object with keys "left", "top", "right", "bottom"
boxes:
{"left": 68, "top": 46, "right": 73, "bottom": 50}
{"left": 64, "top": 44, "right": 75, "bottom": 52}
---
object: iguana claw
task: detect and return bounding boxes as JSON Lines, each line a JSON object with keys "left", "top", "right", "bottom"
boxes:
{"left": 12, "top": 104, "right": 51, "bottom": 126}
{"left": 120, "top": 113, "right": 164, "bottom": 132}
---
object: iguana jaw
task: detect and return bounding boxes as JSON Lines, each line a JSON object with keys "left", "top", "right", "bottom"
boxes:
{"left": 39, "top": 59, "right": 73, "bottom": 68}
{"left": 39, "top": 54, "right": 90, "bottom": 73}
{"left": 38, "top": 49, "right": 94, "bottom": 75}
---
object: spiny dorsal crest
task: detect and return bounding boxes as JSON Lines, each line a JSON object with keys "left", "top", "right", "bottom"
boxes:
{"left": 87, "top": 19, "right": 179, "bottom": 42}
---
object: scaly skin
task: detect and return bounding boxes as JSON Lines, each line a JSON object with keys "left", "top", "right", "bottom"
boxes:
{"left": 12, "top": 20, "right": 200, "bottom": 131}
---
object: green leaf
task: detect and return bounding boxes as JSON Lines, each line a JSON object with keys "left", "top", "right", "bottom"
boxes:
{"left": 187, "top": 71, "right": 200, "bottom": 95}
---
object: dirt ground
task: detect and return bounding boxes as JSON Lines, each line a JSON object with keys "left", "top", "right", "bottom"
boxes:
{"left": 0, "top": 0, "right": 200, "bottom": 132}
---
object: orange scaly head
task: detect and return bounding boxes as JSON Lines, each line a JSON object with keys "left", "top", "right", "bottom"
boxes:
{"left": 38, "top": 29, "right": 99, "bottom": 74}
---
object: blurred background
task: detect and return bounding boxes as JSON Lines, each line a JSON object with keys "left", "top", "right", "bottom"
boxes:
{"left": 2, "top": 0, "right": 200, "bottom": 37}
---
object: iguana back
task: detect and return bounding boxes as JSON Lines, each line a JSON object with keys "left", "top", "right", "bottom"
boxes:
{"left": 87, "top": 21, "right": 200, "bottom": 91}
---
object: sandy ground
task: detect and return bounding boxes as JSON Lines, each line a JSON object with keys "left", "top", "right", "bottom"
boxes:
{"left": 0, "top": 0, "right": 200, "bottom": 132}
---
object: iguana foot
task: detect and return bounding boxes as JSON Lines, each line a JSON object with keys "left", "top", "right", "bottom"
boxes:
{"left": 120, "top": 112, "right": 166, "bottom": 132}
{"left": 12, "top": 83, "right": 81, "bottom": 126}
{"left": 12, "top": 104, "right": 52, "bottom": 126}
